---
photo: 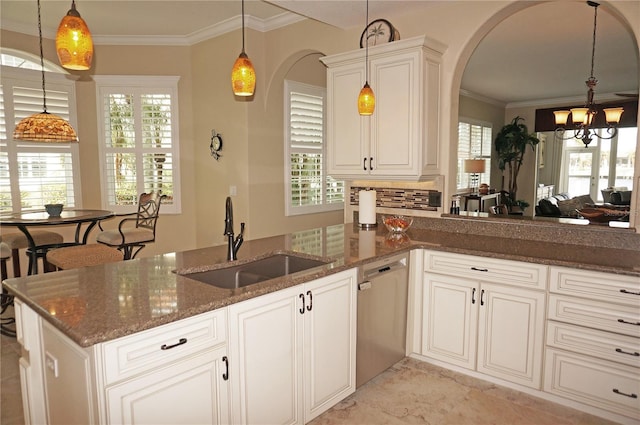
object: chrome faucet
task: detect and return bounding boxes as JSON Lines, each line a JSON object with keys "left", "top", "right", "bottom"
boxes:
{"left": 224, "top": 196, "right": 245, "bottom": 261}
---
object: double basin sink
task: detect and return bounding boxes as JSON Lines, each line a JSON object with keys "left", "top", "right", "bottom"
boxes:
{"left": 176, "top": 253, "right": 329, "bottom": 290}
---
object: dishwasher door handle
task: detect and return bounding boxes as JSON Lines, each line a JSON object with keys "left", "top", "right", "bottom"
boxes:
{"left": 358, "top": 281, "right": 372, "bottom": 291}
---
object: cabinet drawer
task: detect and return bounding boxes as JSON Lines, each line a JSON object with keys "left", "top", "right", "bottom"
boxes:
{"left": 547, "top": 322, "right": 640, "bottom": 368}
{"left": 424, "top": 251, "right": 547, "bottom": 290}
{"left": 544, "top": 348, "right": 640, "bottom": 418}
{"left": 548, "top": 294, "right": 640, "bottom": 338}
{"left": 550, "top": 266, "right": 640, "bottom": 307}
{"left": 101, "top": 309, "right": 227, "bottom": 385}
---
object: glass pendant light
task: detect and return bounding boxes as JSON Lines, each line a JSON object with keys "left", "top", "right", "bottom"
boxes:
{"left": 231, "top": 0, "right": 256, "bottom": 96}
{"left": 358, "top": 0, "right": 375, "bottom": 115}
{"left": 13, "top": 0, "right": 78, "bottom": 143}
{"left": 56, "top": 0, "right": 93, "bottom": 70}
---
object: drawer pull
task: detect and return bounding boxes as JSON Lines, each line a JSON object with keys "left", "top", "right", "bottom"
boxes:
{"left": 160, "top": 337, "right": 187, "bottom": 351}
{"left": 617, "top": 319, "right": 640, "bottom": 326}
{"left": 620, "top": 289, "right": 640, "bottom": 296}
{"left": 615, "top": 348, "right": 640, "bottom": 357}
{"left": 613, "top": 389, "right": 638, "bottom": 399}
{"left": 471, "top": 267, "right": 488, "bottom": 272}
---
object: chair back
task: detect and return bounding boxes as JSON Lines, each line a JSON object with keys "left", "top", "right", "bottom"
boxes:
{"left": 135, "top": 192, "right": 167, "bottom": 234}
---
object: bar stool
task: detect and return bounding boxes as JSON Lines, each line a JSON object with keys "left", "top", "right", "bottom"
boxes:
{"left": 47, "top": 244, "right": 123, "bottom": 270}
{"left": 0, "top": 230, "right": 64, "bottom": 276}
{"left": 1, "top": 242, "right": 16, "bottom": 337}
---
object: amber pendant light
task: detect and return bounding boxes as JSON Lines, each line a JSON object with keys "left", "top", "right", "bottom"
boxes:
{"left": 56, "top": 0, "right": 93, "bottom": 70}
{"left": 231, "top": 0, "right": 256, "bottom": 96}
{"left": 13, "top": 0, "right": 78, "bottom": 143}
{"left": 358, "top": 0, "right": 375, "bottom": 115}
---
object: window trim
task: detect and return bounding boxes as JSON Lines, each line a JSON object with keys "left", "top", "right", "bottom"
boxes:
{"left": 94, "top": 75, "right": 181, "bottom": 214}
{"left": 284, "top": 79, "right": 344, "bottom": 216}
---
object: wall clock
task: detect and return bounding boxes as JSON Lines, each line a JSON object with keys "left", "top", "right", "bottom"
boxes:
{"left": 210, "top": 130, "right": 223, "bottom": 160}
{"left": 359, "top": 19, "right": 399, "bottom": 48}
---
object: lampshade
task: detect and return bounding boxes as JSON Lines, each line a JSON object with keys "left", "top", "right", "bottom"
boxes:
{"left": 358, "top": 82, "right": 375, "bottom": 116}
{"left": 13, "top": 112, "right": 78, "bottom": 142}
{"left": 464, "top": 159, "right": 486, "bottom": 174}
{"left": 14, "top": 0, "right": 79, "bottom": 143}
{"left": 56, "top": 0, "right": 93, "bottom": 70}
{"left": 231, "top": 52, "right": 256, "bottom": 96}
{"left": 603, "top": 107, "right": 624, "bottom": 124}
{"left": 553, "top": 110, "right": 570, "bottom": 126}
{"left": 569, "top": 107, "right": 589, "bottom": 125}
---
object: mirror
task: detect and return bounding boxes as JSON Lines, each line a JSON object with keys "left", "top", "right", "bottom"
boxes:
{"left": 459, "top": 2, "right": 639, "bottom": 224}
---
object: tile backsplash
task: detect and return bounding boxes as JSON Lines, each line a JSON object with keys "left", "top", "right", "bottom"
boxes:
{"left": 350, "top": 186, "right": 441, "bottom": 211}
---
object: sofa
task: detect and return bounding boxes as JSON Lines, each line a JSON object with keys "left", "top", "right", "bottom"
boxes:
{"left": 536, "top": 193, "right": 595, "bottom": 218}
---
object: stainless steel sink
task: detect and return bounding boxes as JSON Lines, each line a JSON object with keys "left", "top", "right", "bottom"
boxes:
{"left": 178, "top": 253, "right": 329, "bottom": 290}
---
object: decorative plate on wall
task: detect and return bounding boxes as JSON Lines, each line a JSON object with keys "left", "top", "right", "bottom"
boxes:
{"left": 359, "top": 19, "right": 400, "bottom": 48}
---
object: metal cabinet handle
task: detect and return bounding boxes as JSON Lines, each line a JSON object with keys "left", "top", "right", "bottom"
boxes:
{"left": 613, "top": 388, "right": 638, "bottom": 399}
{"left": 369, "top": 157, "right": 373, "bottom": 170}
{"left": 472, "top": 288, "right": 476, "bottom": 304}
{"left": 161, "top": 337, "right": 187, "bottom": 350}
{"left": 615, "top": 348, "right": 640, "bottom": 357}
{"left": 363, "top": 158, "right": 367, "bottom": 170}
{"left": 480, "top": 289, "right": 485, "bottom": 306}
{"left": 471, "top": 267, "right": 488, "bottom": 272}
{"left": 617, "top": 319, "right": 640, "bottom": 326}
{"left": 306, "top": 290, "right": 312, "bottom": 312}
{"left": 620, "top": 289, "right": 640, "bottom": 296}
{"left": 222, "top": 356, "right": 229, "bottom": 380}
{"left": 299, "top": 293, "right": 306, "bottom": 314}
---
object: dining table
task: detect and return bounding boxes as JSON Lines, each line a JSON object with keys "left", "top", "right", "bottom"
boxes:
{"left": 0, "top": 209, "right": 115, "bottom": 275}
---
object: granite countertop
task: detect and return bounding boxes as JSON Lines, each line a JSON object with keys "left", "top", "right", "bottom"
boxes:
{"left": 4, "top": 223, "right": 639, "bottom": 348}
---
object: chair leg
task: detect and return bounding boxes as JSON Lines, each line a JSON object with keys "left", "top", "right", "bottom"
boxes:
{"left": 11, "top": 248, "right": 21, "bottom": 278}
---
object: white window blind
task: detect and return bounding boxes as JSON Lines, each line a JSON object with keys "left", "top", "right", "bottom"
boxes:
{"left": 285, "top": 80, "right": 344, "bottom": 216}
{"left": 458, "top": 119, "right": 492, "bottom": 190}
{"left": 96, "top": 76, "right": 180, "bottom": 214}
{"left": 0, "top": 66, "right": 80, "bottom": 213}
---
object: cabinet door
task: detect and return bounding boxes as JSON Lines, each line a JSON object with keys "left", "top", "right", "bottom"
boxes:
{"left": 422, "top": 274, "right": 478, "bottom": 369}
{"left": 326, "top": 62, "right": 369, "bottom": 177}
{"left": 369, "top": 51, "right": 420, "bottom": 177}
{"left": 477, "top": 283, "right": 545, "bottom": 389}
{"left": 106, "top": 346, "right": 230, "bottom": 425}
{"left": 228, "top": 286, "right": 303, "bottom": 425}
{"left": 303, "top": 269, "right": 357, "bottom": 422}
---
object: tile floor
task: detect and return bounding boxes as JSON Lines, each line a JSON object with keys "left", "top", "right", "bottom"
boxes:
{"left": 0, "top": 304, "right": 619, "bottom": 425}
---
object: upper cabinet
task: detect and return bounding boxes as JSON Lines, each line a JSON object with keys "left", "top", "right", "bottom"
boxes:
{"left": 320, "top": 35, "right": 445, "bottom": 181}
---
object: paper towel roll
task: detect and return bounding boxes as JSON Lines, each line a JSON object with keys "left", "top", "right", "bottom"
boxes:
{"left": 359, "top": 190, "right": 377, "bottom": 225}
{"left": 358, "top": 229, "right": 376, "bottom": 258}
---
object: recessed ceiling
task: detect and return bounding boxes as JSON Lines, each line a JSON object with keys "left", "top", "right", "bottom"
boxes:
{"left": 1, "top": 0, "right": 637, "bottom": 105}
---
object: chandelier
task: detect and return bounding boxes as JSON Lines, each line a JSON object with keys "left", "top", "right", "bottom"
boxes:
{"left": 553, "top": 1, "right": 623, "bottom": 147}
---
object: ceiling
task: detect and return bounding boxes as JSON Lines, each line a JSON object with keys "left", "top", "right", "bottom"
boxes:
{"left": 1, "top": 1, "right": 638, "bottom": 105}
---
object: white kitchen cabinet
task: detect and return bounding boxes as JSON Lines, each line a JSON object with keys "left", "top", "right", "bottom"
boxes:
{"left": 228, "top": 268, "right": 357, "bottom": 424}
{"left": 421, "top": 251, "right": 547, "bottom": 389}
{"left": 545, "top": 266, "right": 640, "bottom": 420}
{"left": 320, "top": 35, "right": 444, "bottom": 180}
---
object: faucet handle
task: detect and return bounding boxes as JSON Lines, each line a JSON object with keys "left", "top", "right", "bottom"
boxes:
{"left": 239, "top": 222, "right": 245, "bottom": 236}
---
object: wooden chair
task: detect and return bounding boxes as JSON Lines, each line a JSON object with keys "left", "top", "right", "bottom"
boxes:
{"left": 47, "top": 244, "right": 123, "bottom": 270}
{"left": 96, "top": 192, "right": 167, "bottom": 260}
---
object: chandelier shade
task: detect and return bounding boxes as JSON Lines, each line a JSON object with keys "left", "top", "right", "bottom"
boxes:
{"left": 13, "top": 0, "right": 79, "bottom": 143}
{"left": 231, "top": 0, "right": 256, "bottom": 97}
{"left": 56, "top": 0, "right": 93, "bottom": 70}
{"left": 358, "top": 0, "right": 375, "bottom": 115}
{"left": 553, "top": 1, "right": 623, "bottom": 147}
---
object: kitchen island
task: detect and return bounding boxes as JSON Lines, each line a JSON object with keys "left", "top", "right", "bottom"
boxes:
{"left": 4, "top": 219, "right": 640, "bottom": 424}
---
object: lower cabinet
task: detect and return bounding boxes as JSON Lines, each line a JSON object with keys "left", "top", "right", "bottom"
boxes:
{"left": 228, "top": 268, "right": 357, "bottom": 424}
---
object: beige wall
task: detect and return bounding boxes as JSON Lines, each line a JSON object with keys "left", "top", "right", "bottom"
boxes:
{"left": 2, "top": 0, "right": 638, "bottom": 262}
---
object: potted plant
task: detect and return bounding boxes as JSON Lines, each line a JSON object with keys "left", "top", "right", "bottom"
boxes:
{"left": 494, "top": 116, "right": 539, "bottom": 205}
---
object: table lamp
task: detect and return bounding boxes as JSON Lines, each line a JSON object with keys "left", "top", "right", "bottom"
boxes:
{"left": 464, "top": 159, "right": 486, "bottom": 195}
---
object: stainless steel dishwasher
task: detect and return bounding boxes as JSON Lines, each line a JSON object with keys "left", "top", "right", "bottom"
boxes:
{"left": 357, "top": 253, "right": 409, "bottom": 387}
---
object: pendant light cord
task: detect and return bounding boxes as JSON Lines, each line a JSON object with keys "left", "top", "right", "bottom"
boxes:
{"left": 365, "top": 0, "right": 369, "bottom": 83}
{"left": 241, "top": 0, "right": 246, "bottom": 54}
{"left": 588, "top": 1, "right": 598, "bottom": 79}
{"left": 37, "top": 0, "right": 47, "bottom": 113}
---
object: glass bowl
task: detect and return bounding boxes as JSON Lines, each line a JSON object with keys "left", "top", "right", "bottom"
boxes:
{"left": 382, "top": 215, "right": 413, "bottom": 233}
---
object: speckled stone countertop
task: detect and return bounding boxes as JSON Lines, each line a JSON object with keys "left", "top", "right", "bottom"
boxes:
{"left": 4, "top": 222, "right": 639, "bottom": 348}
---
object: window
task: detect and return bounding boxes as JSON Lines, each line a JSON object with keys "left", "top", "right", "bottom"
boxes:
{"left": 95, "top": 76, "right": 181, "bottom": 214}
{"left": 284, "top": 80, "right": 344, "bottom": 215}
{"left": 457, "top": 119, "right": 492, "bottom": 191}
{"left": 0, "top": 64, "right": 81, "bottom": 213}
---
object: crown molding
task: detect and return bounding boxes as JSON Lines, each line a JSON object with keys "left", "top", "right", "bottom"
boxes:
{"left": 1, "top": 12, "right": 306, "bottom": 47}
{"left": 459, "top": 89, "right": 506, "bottom": 108}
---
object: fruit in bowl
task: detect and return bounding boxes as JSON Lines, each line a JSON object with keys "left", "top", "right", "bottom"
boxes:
{"left": 382, "top": 215, "right": 413, "bottom": 233}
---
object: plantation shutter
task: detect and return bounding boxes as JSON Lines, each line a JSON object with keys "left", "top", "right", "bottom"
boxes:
{"left": 458, "top": 120, "right": 492, "bottom": 190}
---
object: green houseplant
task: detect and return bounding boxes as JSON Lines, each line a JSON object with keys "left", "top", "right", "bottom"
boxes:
{"left": 494, "top": 116, "right": 539, "bottom": 205}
